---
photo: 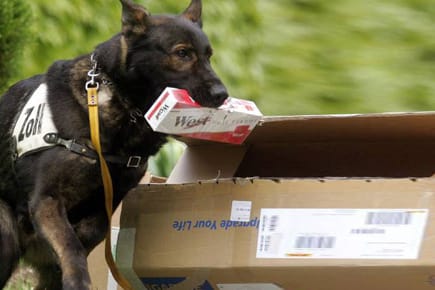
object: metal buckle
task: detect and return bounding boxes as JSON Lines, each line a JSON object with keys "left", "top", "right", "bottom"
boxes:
{"left": 126, "top": 156, "right": 142, "bottom": 168}
{"left": 44, "top": 133, "right": 74, "bottom": 150}
{"left": 57, "top": 138, "right": 74, "bottom": 150}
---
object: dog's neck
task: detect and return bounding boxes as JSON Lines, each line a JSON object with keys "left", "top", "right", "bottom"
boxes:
{"left": 92, "top": 34, "right": 165, "bottom": 112}
{"left": 67, "top": 52, "right": 165, "bottom": 158}
{"left": 84, "top": 52, "right": 148, "bottom": 124}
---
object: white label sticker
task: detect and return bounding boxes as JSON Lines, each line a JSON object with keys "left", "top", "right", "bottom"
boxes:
{"left": 230, "top": 200, "right": 252, "bottom": 222}
{"left": 218, "top": 283, "right": 283, "bottom": 290}
{"left": 257, "top": 208, "right": 428, "bottom": 259}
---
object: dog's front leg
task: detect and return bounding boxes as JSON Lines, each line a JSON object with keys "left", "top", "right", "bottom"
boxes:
{"left": 30, "top": 194, "right": 91, "bottom": 290}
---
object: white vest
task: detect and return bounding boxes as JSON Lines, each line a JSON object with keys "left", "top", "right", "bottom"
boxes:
{"left": 12, "top": 83, "right": 58, "bottom": 157}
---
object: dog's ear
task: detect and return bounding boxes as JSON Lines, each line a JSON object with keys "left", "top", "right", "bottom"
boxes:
{"left": 120, "top": 0, "right": 150, "bottom": 35}
{"left": 181, "top": 0, "right": 202, "bottom": 28}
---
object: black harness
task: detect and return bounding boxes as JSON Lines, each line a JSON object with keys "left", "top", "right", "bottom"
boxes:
{"left": 43, "top": 133, "right": 146, "bottom": 168}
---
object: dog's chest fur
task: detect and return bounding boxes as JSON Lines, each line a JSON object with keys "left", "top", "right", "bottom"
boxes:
{"left": 51, "top": 56, "right": 166, "bottom": 158}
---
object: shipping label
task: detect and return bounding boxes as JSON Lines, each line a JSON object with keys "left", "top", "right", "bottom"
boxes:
{"left": 230, "top": 200, "right": 252, "bottom": 222}
{"left": 256, "top": 208, "right": 428, "bottom": 259}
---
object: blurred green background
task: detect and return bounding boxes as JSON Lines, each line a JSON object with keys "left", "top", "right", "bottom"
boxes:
{"left": 1, "top": 0, "right": 435, "bottom": 177}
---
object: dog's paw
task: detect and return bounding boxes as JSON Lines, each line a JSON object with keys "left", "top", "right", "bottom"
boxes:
{"left": 63, "top": 276, "right": 92, "bottom": 290}
{"left": 63, "top": 282, "right": 92, "bottom": 290}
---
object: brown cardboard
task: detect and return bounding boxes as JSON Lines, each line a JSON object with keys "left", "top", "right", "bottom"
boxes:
{"left": 119, "top": 179, "right": 435, "bottom": 290}
{"left": 117, "top": 112, "right": 435, "bottom": 290}
{"left": 88, "top": 206, "right": 122, "bottom": 290}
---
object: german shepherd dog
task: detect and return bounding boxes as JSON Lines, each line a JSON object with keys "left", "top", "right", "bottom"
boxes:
{"left": 0, "top": 0, "right": 228, "bottom": 288}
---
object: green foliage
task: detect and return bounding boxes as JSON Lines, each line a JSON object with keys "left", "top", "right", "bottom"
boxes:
{"left": 147, "top": 138, "right": 185, "bottom": 177}
{"left": 4, "top": 262, "right": 36, "bottom": 290}
{"left": 2, "top": 0, "right": 435, "bottom": 175}
{"left": 4, "top": 280, "right": 33, "bottom": 290}
{"left": 20, "top": 0, "right": 120, "bottom": 79}
{"left": 258, "top": 0, "right": 435, "bottom": 114}
{"left": 14, "top": 0, "right": 435, "bottom": 116}
{"left": 0, "top": 0, "right": 31, "bottom": 92}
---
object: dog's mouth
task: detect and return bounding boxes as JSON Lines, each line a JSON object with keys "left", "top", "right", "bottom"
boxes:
{"left": 189, "top": 84, "right": 229, "bottom": 108}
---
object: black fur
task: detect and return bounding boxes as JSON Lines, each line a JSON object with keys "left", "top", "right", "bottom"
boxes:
{"left": 0, "top": 0, "right": 227, "bottom": 289}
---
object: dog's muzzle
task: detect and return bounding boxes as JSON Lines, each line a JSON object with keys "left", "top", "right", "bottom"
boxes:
{"left": 210, "top": 84, "right": 229, "bottom": 106}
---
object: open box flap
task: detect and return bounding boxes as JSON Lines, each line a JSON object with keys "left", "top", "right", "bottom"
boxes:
{"left": 178, "top": 112, "right": 435, "bottom": 145}
{"left": 169, "top": 112, "right": 435, "bottom": 183}
{"left": 248, "top": 112, "right": 435, "bottom": 143}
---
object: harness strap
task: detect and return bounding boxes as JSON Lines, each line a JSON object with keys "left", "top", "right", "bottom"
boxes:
{"left": 87, "top": 86, "right": 133, "bottom": 290}
{"left": 43, "top": 133, "right": 146, "bottom": 168}
{"left": 44, "top": 133, "right": 96, "bottom": 159}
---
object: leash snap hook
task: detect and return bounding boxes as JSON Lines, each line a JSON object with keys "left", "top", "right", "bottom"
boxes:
{"left": 85, "top": 53, "right": 100, "bottom": 91}
{"left": 85, "top": 79, "right": 100, "bottom": 91}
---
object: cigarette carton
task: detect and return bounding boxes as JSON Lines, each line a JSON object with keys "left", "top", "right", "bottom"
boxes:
{"left": 145, "top": 87, "right": 262, "bottom": 144}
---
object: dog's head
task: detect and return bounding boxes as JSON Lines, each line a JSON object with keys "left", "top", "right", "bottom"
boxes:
{"left": 112, "top": 0, "right": 228, "bottom": 109}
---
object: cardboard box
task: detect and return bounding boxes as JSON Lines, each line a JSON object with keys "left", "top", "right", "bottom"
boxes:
{"left": 117, "top": 112, "right": 435, "bottom": 290}
{"left": 87, "top": 173, "right": 158, "bottom": 290}
{"left": 145, "top": 88, "right": 262, "bottom": 144}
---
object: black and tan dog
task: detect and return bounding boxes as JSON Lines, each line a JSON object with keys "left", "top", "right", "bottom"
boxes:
{"left": 0, "top": 0, "right": 228, "bottom": 289}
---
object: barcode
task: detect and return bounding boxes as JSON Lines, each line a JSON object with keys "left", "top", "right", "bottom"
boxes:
{"left": 269, "top": 215, "right": 279, "bottom": 231}
{"left": 366, "top": 212, "right": 412, "bottom": 225}
{"left": 262, "top": 235, "right": 272, "bottom": 252}
{"left": 259, "top": 234, "right": 280, "bottom": 254}
{"left": 294, "top": 236, "right": 336, "bottom": 249}
{"left": 350, "top": 228, "right": 386, "bottom": 234}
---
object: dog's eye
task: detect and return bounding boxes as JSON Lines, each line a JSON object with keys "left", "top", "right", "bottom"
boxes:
{"left": 176, "top": 49, "right": 189, "bottom": 59}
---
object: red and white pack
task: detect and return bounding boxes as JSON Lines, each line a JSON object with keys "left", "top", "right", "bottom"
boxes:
{"left": 145, "top": 87, "right": 263, "bottom": 144}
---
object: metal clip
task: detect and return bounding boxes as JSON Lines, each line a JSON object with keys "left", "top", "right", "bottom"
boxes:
{"left": 85, "top": 53, "right": 100, "bottom": 91}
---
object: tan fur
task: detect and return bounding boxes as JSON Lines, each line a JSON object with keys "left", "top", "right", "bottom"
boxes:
{"left": 120, "top": 36, "right": 128, "bottom": 73}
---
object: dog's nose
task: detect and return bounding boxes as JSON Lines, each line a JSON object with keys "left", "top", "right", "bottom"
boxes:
{"left": 210, "top": 84, "right": 228, "bottom": 106}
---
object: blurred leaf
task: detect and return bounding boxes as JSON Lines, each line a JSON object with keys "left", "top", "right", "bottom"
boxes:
{"left": 148, "top": 138, "right": 185, "bottom": 177}
{"left": 0, "top": 0, "right": 31, "bottom": 91}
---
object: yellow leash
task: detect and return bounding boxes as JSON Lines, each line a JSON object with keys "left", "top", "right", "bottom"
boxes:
{"left": 87, "top": 86, "right": 133, "bottom": 290}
